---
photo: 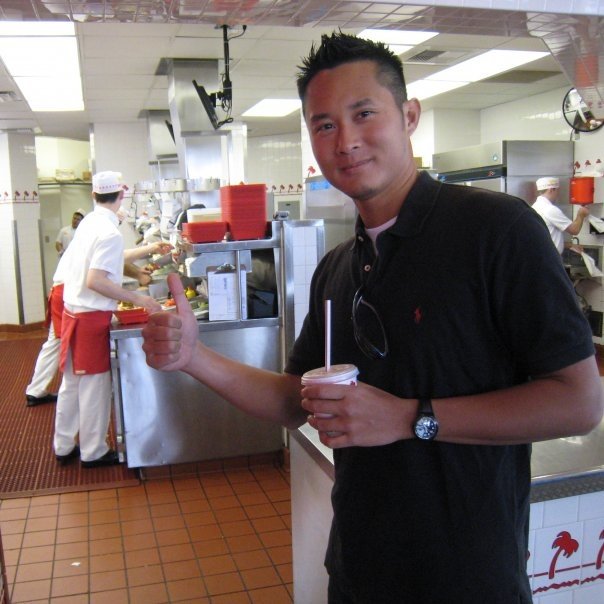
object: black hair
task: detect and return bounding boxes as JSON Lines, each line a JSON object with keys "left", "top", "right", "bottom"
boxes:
{"left": 93, "top": 191, "right": 121, "bottom": 204}
{"left": 296, "top": 31, "right": 407, "bottom": 109}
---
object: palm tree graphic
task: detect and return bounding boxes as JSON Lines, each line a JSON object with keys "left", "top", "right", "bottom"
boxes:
{"left": 596, "top": 529, "right": 604, "bottom": 569}
{"left": 548, "top": 531, "right": 579, "bottom": 579}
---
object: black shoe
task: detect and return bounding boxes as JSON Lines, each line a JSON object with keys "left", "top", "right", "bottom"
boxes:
{"left": 81, "top": 449, "right": 120, "bottom": 468}
{"left": 26, "top": 393, "right": 58, "bottom": 407}
{"left": 56, "top": 445, "right": 80, "bottom": 465}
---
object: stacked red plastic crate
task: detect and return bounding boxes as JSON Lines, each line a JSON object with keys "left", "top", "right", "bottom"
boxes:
{"left": 182, "top": 221, "right": 228, "bottom": 243}
{"left": 220, "top": 184, "right": 268, "bottom": 240}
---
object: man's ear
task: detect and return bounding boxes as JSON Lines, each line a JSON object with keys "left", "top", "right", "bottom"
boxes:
{"left": 403, "top": 98, "right": 421, "bottom": 136}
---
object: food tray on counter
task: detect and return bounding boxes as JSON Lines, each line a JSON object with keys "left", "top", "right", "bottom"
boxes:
{"left": 113, "top": 307, "right": 149, "bottom": 325}
{"left": 182, "top": 221, "right": 228, "bottom": 243}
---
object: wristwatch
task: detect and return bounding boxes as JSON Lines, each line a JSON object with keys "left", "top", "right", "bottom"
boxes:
{"left": 413, "top": 398, "right": 439, "bottom": 441}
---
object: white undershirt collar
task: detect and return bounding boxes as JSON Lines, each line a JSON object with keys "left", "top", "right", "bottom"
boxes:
{"left": 364, "top": 216, "right": 397, "bottom": 252}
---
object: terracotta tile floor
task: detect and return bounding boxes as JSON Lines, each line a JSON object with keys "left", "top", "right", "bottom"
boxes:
{"left": 0, "top": 465, "right": 293, "bottom": 603}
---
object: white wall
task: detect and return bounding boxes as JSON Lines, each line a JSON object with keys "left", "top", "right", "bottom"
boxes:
{"left": 412, "top": 108, "right": 481, "bottom": 167}
{"left": 0, "top": 132, "right": 45, "bottom": 325}
{"left": 481, "top": 86, "right": 572, "bottom": 143}
{"left": 434, "top": 109, "right": 481, "bottom": 153}
{"left": 91, "top": 121, "right": 153, "bottom": 189}
{"left": 411, "top": 109, "right": 435, "bottom": 168}
{"left": 246, "top": 132, "right": 302, "bottom": 189}
{"left": 35, "top": 137, "right": 91, "bottom": 180}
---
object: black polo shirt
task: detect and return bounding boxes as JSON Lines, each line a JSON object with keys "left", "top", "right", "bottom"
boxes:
{"left": 286, "top": 171, "right": 594, "bottom": 602}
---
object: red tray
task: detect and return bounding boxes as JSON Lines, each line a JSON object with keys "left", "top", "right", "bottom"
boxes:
{"left": 182, "top": 221, "right": 227, "bottom": 243}
{"left": 114, "top": 308, "right": 149, "bottom": 325}
{"left": 227, "top": 220, "right": 268, "bottom": 240}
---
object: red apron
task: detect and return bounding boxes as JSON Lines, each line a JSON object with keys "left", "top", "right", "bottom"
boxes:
{"left": 60, "top": 309, "right": 113, "bottom": 375}
{"left": 44, "top": 283, "right": 65, "bottom": 335}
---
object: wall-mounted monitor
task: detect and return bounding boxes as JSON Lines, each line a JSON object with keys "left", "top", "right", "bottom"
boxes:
{"left": 165, "top": 119, "right": 175, "bottom": 142}
{"left": 192, "top": 80, "right": 220, "bottom": 130}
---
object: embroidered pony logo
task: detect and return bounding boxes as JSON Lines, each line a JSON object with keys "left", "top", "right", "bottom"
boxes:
{"left": 414, "top": 307, "right": 422, "bottom": 324}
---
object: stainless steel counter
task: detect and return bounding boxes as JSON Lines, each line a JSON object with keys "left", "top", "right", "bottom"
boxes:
{"left": 109, "top": 219, "right": 326, "bottom": 469}
{"left": 110, "top": 317, "right": 284, "bottom": 467}
{"left": 530, "top": 419, "right": 604, "bottom": 501}
{"left": 290, "top": 420, "right": 604, "bottom": 503}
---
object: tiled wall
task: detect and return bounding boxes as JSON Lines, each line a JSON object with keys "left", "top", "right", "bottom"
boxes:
{"left": 530, "top": 491, "right": 604, "bottom": 602}
{"left": 293, "top": 431, "right": 604, "bottom": 604}
{"left": 290, "top": 225, "right": 321, "bottom": 338}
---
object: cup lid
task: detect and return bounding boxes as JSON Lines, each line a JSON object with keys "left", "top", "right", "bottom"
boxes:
{"left": 301, "top": 364, "right": 358, "bottom": 383}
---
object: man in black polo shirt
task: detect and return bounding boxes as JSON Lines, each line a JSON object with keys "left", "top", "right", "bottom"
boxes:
{"left": 142, "top": 32, "right": 603, "bottom": 602}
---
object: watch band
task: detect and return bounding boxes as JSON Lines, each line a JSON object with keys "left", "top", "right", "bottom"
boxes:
{"left": 414, "top": 397, "right": 439, "bottom": 441}
{"left": 418, "top": 397, "right": 433, "bottom": 415}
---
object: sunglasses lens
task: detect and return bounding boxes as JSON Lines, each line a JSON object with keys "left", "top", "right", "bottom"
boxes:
{"left": 352, "top": 289, "right": 388, "bottom": 359}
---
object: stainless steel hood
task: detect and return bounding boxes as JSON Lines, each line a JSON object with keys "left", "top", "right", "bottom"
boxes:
{"left": 432, "top": 141, "right": 574, "bottom": 175}
{"left": 154, "top": 58, "right": 246, "bottom": 197}
{"left": 165, "top": 59, "right": 220, "bottom": 137}
{"left": 142, "top": 109, "right": 177, "bottom": 163}
{"left": 432, "top": 140, "right": 574, "bottom": 204}
{"left": 164, "top": 58, "right": 222, "bottom": 184}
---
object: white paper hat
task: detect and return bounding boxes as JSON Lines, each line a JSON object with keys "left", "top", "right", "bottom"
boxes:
{"left": 536, "top": 177, "right": 560, "bottom": 190}
{"left": 74, "top": 208, "right": 87, "bottom": 217}
{"left": 92, "top": 171, "right": 123, "bottom": 194}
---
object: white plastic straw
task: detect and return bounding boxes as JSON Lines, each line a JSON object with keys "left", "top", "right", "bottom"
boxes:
{"left": 325, "top": 299, "right": 331, "bottom": 372}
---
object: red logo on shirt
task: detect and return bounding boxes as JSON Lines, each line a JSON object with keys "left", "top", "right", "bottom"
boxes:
{"left": 414, "top": 307, "right": 422, "bottom": 324}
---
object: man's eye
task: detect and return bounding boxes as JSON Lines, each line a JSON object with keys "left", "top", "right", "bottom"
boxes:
{"left": 316, "top": 123, "right": 334, "bottom": 133}
{"left": 358, "top": 110, "right": 374, "bottom": 119}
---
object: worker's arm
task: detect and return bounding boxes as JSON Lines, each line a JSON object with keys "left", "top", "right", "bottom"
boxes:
{"left": 87, "top": 268, "right": 161, "bottom": 314}
{"left": 565, "top": 206, "right": 589, "bottom": 236}
{"left": 123, "top": 241, "right": 173, "bottom": 263}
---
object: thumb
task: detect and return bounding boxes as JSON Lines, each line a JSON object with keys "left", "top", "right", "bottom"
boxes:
{"left": 167, "top": 273, "right": 191, "bottom": 315}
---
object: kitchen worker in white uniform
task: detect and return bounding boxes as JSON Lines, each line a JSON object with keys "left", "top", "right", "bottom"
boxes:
{"left": 24, "top": 258, "right": 68, "bottom": 406}
{"left": 26, "top": 238, "right": 171, "bottom": 408}
{"left": 532, "top": 176, "right": 589, "bottom": 254}
{"left": 54, "top": 171, "right": 162, "bottom": 468}
{"left": 55, "top": 209, "right": 86, "bottom": 256}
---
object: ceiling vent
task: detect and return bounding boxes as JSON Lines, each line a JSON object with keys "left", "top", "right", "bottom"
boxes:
{"left": 0, "top": 91, "right": 18, "bottom": 103}
{"left": 406, "top": 49, "right": 445, "bottom": 62}
{"left": 404, "top": 49, "right": 467, "bottom": 65}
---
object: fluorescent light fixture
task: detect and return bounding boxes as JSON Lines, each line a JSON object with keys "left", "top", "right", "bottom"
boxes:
{"left": 406, "top": 79, "right": 467, "bottom": 100}
{"left": 0, "top": 22, "right": 83, "bottom": 111}
{"left": 359, "top": 29, "right": 438, "bottom": 55}
{"left": 408, "top": 49, "right": 549, "bottom": 101}
{"left": 15, "top": 77, "right": 83, "bottom": 111}
{"left": 426, "top": 49, "right": 549, "bottom": 83}
{"left": 243, "top": 99, "right": 301, "bottom": 117}
{"left": 0, "top": 37, "right": 80, "bottom": 76}
{"left": 0, "top": 22, "right": 75, "bottom": 36}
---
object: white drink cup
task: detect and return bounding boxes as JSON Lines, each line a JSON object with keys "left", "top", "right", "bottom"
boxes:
{"left": 301, "top": 364, "right": 358, "bottom": 433}
{"left": 301, "top": 363, "right": 358, "bottom": 388}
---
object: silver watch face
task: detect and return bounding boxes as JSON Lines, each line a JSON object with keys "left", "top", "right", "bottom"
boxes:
{"left": 414, "top": 415, "right": 438, "bottom": 440}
